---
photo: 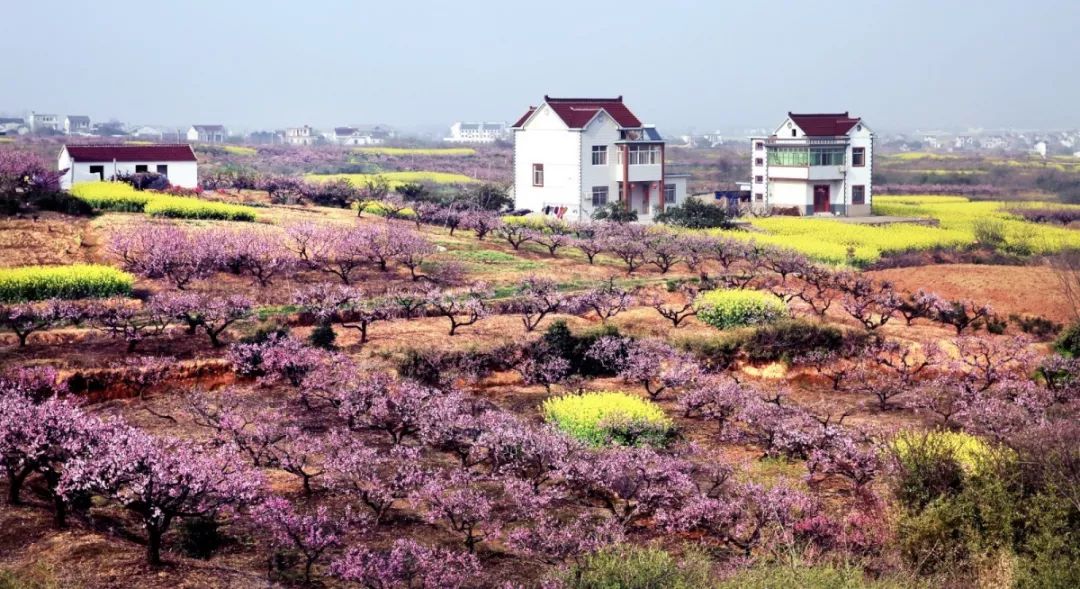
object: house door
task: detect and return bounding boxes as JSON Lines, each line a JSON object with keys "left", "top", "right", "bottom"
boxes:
{"left": 813, "top": 185, "right": 830, "bottom": 213}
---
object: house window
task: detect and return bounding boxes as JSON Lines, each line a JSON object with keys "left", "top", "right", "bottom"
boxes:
{"left": 791, "top": 129, "right": 797, "bottom": 137}
{"left": 754, "top": 158, "right": 763, "bottom": 166}
{"left": 591, "top": 186, "right": 609, "bottom": 207}
{"left": 156, "top": 164, "right": 168, "bottom": 175}
{"left": 768, "top": 147, "right": 809, "bottom": 167}
{"left": 627, "top": 144, "right": 660, "bottom": 165}
{"left": 135, "top": 164, "right": 148, "bottom": 173}
{"left": 755, "top": 175, "right": 764, "bottom": 183}
{"left": 755, "top": 142, "right": 763, "bottom": 150}
{"left": 852, "top": 147, "right": 866, "bottom": 167}
{"left": 664, "top": 184, "right": 676, "bottom": 204}
{"left": 810, "top": 147, "right": 846, "bottom": 166}
{"left": 591, "top": 145, "right": 607, "bottom": 165}
{"left": 754, "top": 193, "right": 764, "bottom": 202}
{"left": 89, "top": 165, "right": 104, "bottom": 180}
{"left": 532, "top": 164, "right": 544, "bottom": 187}
{"left": 852, "top": 185, "right": 866, "bottom": 205}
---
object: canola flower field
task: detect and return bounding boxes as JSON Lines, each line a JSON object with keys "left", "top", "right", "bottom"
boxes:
{"left": 713, "top": 195, "right": 1080, "bottom": 266}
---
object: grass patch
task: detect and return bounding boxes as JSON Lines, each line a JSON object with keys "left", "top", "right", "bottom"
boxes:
{"left": 354, "top": 146, "right": 476, "bottom": 156}
{"left": 306, "top": 171, "right": 477, "bottom": 189}
{"left": 0, "top": 264, "right": 133, "bottom": 302}
{"left": 447, "top": 249, "right": 542, "bottom": 272}
{"left": 543, "top": 391, "right": 674, "bottom": 447}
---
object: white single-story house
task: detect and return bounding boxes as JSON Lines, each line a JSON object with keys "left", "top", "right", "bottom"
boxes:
{"left": 187, "top": 124, "right": 227, "bottom": 143}
{"left": 58, "top": 144, "right": 199, "bottom": 189}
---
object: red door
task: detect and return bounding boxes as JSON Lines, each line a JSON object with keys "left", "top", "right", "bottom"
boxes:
{"left": 813, "top": 185, "right": 830, "bottom": 213}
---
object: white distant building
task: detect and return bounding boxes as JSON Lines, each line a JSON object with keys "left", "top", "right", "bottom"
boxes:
{"left": 0, "top": 117, "right": 26, "bottom": 135}
{"left": 64, "top": 115, "right": 91, "bottom": 134}
{"left": 332, "top": 127, "right": 384, "bottom": 146}
{"left": 29, "top": 112, "right": 62, "bottom": 133}
{"left": 285, "top": 125, "right": 316, "bottom": 146}
{"left": 58, "top": 144, "right": 198, "bottom": 190}
{"left": 749, "top": 112, "right": 873, "bottom": 216}
{"left": 511, "top": 95, "right": 688, "bottom": 223}
{"left": 187, "top": 125, "right": 227, "bottom": 143}
{"left": 444, "top": 122, "right": 508, "bottom": 143}
{"left": 1033, "top": 141, "right": 1048, "bottom": 158}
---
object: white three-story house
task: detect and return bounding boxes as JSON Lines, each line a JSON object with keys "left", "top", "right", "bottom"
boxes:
{"left": 511, "top": 96, "right": 687, "bottom": 223}
{"left": 749, "top": 112, "right": 873, "bottom": 216}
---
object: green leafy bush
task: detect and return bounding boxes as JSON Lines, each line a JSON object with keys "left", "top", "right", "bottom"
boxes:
{"left": 654, "top": 198, "right": 735, "bottom": 229}
{"left": 178, "top": 516, "right": 223, "bottom": 559}
{"left": 542, "top": 391, "right": 674, "bottom": 447}
{"left": 542, "top": 320, "right": 622, "bottom": 377}
{"left": 1055, "top": 321, "right": 1080, "bottom": 356}
{"left": 144, "top": 196, "right": 257, "bottom": 221}
{"left": 0, "top": 264, "right": 133, "bottom": 302}
{"left": 559, "top": 544, "right": 712, "bottom": 589}
{"left": 694, "top": 289, "right": 788, "bottom": 330}
{"left": 740, "top": 319, "right": 847, "bottom": 362}
{"left": 716, "top": 562, "right": 922, "bottom": 589}
{"left": 307, "top": 322, "right": 337, "bottom": 350}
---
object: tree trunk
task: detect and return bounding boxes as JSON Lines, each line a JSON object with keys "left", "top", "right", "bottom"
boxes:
{"left": 147, "top": 527, "right": 163, "bottom": 566}
{"left": 52, "top": 493, "right": 67, "bottom": 528}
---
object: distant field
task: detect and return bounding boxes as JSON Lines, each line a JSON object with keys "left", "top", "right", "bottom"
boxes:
{"left": 222, "top": 145, "right": 257, "bottom": 156}
{"left": 307, "top": 171, "right": 478, "bottom": 187}
{"left": 714, "top": 195, "right": 1080, "bottom": 266}
{"left": 886, "top": 152, "right": 961, "bottom": 161}
{"left": 354, "top": 147, "right": 476, "bottom": 156}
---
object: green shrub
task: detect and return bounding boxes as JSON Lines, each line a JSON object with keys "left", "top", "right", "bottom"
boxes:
{"left": 542, "top": 391, "right": 674, "bottom": 447}
{"left": 890, "top": 431, "right": 992, "bottom": 510}
{"left": 716, "top": 562, "right": 923, "bottom": 589}
{"left": 560, "top": 544, "right": 712, "bottom": 589}
{"left": 1055, "top": 321, "right": 1080, "bottom": 356}
{"left": 144, "top": 196, "right": 257, "bottom": 221}
{"left": 542, "top": 320, "right": 622, "bottom": 377}
{"left": 178, "top": 516, "right": 223, "bottom": 559}
{"left": 0, "top": 264, "right": 133, "bottom": 302}
{"left": 0, "top": 566, "right": 61, "bottom": 589}
{"left": 360, "top": 200, "right": 417, "bottom": 218}
{"left": 1010, "top": 313, "right": 1062, "bottom": 340}
{"left": 694, "top": 289, "right": 788, "bottom": 330}
{"left": 740, "top": 319, "right": 847, "bottom": 362}
{"left": 674, "top": 332, "right": 745, "bottom": 370}
{"left": 307, "top": 322, "right": 337, "bottom": 350}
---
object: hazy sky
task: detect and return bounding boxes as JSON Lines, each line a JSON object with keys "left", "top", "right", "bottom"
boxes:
{"left": 4, "top": 0, "right": 1078, "bottom": 132}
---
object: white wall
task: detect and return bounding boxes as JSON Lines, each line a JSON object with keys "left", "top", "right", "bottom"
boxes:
{"left": 578, "top": 113, "right": 621, "bottom": 220}
{"left": 846, "top": 123, "right": 873, "bottom": 210}
{"left": 59, "top": 151, "right": 198, "bottom": 189}
{"left": 513, "top": 104, "right": 582, "bottom": 218}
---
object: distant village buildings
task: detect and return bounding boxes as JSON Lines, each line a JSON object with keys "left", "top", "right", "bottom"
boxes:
{"left": 29, "top": 112, "right": 62, "bottom": 133}
{"left": 64, "top": 115, "right": 91, "bottom": 134}
{"left": 187, "top": 125, "right": 227, "bottom": 143}
{"left": 285, "top": 125, "right": 316, "bottom": 146}
{"left": 58, "top": 144, "right": 199, "bottom": 190}
{"left": 511, "top": 95, "right": 688, "bottom": 223}
{"left": 749, "top": 112, "right": 873, "bottom": 216}
{"left": 444, "top": 122, "right": 509, "bottom": 143}
{"left": 331, "top": 126, "right": 388, "bottom": 146}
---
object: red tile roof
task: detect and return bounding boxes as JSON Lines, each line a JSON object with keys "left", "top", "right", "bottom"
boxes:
{"left": 63, "top": 144, "right": 197, "bottom": 163}
{"left": 512, "top": 96, "right": 643, "bottom": 129}
{"left": 788, "top": 112, "right": 861, "bottom": 136}
{"left": 511, "top": 107, "right": 535, "bottom": 128}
